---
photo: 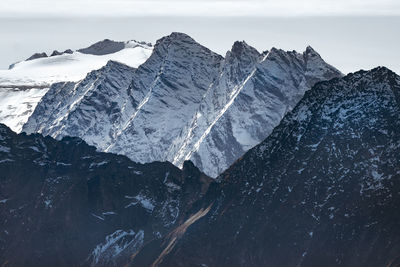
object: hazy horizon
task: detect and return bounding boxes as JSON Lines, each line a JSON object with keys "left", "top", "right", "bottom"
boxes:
{"left": 1, "top": 16, "right": 399, "bottom": 74}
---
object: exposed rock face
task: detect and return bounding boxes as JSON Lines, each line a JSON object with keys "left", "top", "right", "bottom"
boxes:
{"left": 50, "top": 49, "right": 75, "bottom": 57}
{"left": 78, "top": 39, "right": 126, "bottom": 55}
{"left": 132, "top": 67, "right": 400, "bottom": 267}
{"left": 63, "top": 49, "right": 73, "bottom": 54}
{"left": 50, "top": 50, "right": 63, "bottom": 56}
{"left": 8, "top": 63, "right": 18, "bottom": 70}
{"left": 26, "top": 52, "right": 48, "bottom": 61}
{"left": 0, "top": 123, "right": 210, "bottom": 266}
{"left": 23, "top": 32, "right": 342, "bottom": 177}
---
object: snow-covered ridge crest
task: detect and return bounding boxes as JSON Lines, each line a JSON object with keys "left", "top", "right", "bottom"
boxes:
{"left": 0, "top": 39, "right": 153, "bottom": 86}
{"left": 22, "top": 32, "right": 342, "bottom": 177}
{"left": 0, "top": 38, "right": 153, "bottom": 133}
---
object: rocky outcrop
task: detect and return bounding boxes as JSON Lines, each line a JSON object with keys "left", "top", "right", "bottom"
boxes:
{"left": 50, "top": 50, "right": 62, "bottom": 56}
{"left": 26, "top": 52, "right": 48, "bottom": 61}
{"left": 78, "top": 39, "right": 126, "bottom": 55}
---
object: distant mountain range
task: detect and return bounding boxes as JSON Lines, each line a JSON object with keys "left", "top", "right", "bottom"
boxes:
{"left": 1, "top": 66, "right": 399, "bottom": 266}
{"left": 2, "top": 32, "right": 342, "bottom": 177}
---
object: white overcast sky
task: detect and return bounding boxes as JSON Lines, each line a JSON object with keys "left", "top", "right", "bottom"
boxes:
{"left": 1, "top": 0, "right": 400, "bottom": 17}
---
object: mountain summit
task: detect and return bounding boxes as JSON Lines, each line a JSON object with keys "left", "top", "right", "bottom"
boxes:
{"left": 78, "top": 39, "right": 126, "bottom": 55}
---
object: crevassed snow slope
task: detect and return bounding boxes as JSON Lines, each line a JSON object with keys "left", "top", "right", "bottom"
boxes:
{"left": 0, "top": 40, "right": 153, "bottom": 132}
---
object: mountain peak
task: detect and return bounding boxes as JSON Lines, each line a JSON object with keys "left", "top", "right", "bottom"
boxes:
{"left": 267, "top": 47, "right": 288, "bottom": 58}
{"left": 26, "top": 52, "right": 48, "bottom": 61}
{"left": 168, "top": 32, "right": 196, "bottom": 41}
{"left": 231, "top": 41, "right": 251, "bottom": 52}
{"left": 229, "top": 41, "right": 260, "bottom": 58}
{"left": 349, "top": 66, "right": 393, "bottom": 76}
{"left": 305, "top": 45, "right": 319, "bottom": 55}
{"left": 103, "top": 59, "right": 132, "bottom": 69}
{"left": 224, "top": 41, "right": 261, "bottom": 69}
{"left": 157, "top": 32, "right": 197, "bottom": 45}
{"left": 50, "top": 50, "right": 62, "bottom": 57}
{"left": 153, "top": 32, "right": 206, "bottom": 53}
{"left": 269, "top": 47, "right": 282, "bottom": 53}
{"left": 344, "top": 66, "right": 399, "bottom": 87}
{"left": 369, "top": 66, "right": 396, "bottom": 76}
{"left": 303, "top": 45, "right": 324, "bottom": 63}
{"left": 78, "top": 39, "right": 125, "bottom": 55}
{"left": 152, "top": 32, "right": 222, "bottom": 61}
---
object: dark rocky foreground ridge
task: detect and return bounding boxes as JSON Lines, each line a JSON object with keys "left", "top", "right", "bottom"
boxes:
{"left": 0, "top": 124, "right": 211, "bottom": 266}
{"left": 130, "top": 67, "right": 400, "bottom": 267}
{"left": 0, "top": 67, "right": 400, "bottom": 267}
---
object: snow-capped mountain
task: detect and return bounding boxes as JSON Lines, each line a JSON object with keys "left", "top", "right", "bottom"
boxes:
{"left": 0, "top": 39, "right": 153, "bottom": 132}
{"left": 1, "top": 39, "right": 152, "bottom": 86}
{"left": 23, "top": 32, "right": 342, "bottom": 177}
{"left": 0, "top": 123, "right": 210, "bottom": 266}
{"left": 132, "top": 67, "right": 400, "bottom": 267}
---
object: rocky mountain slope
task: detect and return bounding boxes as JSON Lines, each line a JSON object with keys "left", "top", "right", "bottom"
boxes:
{"left": 0, "top": 39, "right": 152, "bottom": 132}
{"left": 130, "top": 67, "right": 400, "bottom": 266}
{"left": 0, "top": 123, "right": 211, "bottom": 266}
{"left": 23, "top": 32, "right": 342, "bottom": 177}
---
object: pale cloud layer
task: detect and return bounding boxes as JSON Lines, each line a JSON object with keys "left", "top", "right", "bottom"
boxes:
{"left": 1, "top": 0, "right": 400, "bottom": 17}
